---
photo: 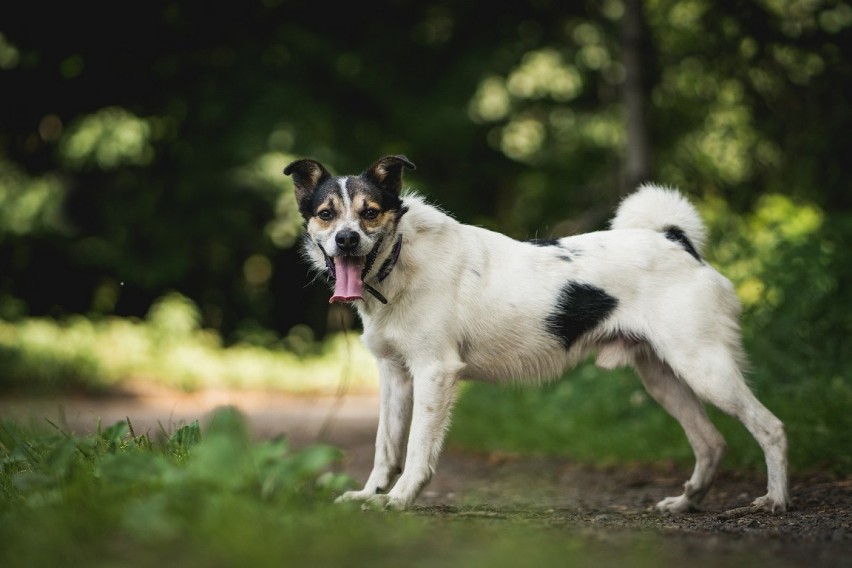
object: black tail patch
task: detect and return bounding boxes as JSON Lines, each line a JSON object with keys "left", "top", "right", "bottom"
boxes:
{"left": 664, "top": 226, "right": 702, "bottom": 262}
{"left": 545, "top": 282, "right": 618, "bottom": 350}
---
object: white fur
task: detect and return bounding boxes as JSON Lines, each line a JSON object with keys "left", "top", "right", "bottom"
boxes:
{"left": 611, "top": 184, "right": 708, "bottom": 253}
{"left": 313, "top": 186, "right": 789, "bottom": 513}
{"left": 338, "top": 177, "right": 352, "bottom": 211}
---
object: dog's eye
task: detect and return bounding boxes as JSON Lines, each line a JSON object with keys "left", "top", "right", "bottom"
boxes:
{"left": 317, "top": 209, "right": 334, "bottom": 221}
{"left": 361, "top": 208, "right": 380, "bottom": 220}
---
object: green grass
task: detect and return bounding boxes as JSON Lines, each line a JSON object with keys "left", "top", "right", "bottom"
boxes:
{"left": 1, "top": 408, "right": 753, "bottom": 568}
{"left": 449, "top": 358, "right": 852, "bottom": 476}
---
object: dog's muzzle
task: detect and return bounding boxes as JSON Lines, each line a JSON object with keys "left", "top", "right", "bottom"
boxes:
{"left": 320, "top": 234, "right": 400, "bottom": 305}
{"left": 335, "top": 230, "right": 360, "bottom": 254}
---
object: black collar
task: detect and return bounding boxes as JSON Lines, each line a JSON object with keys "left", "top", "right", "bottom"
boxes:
{"left": 376, "top": 234, "right": 403, "bottom": 282}
{"left": 363, "top": 234, "right": 403, "bottom": 304}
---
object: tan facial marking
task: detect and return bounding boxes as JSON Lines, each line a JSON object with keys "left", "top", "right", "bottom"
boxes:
{"left": 355, "top": 197, "right": 390, "bottom": 230}
{"left": 314, "top": 195, "right": 343, "bottom": 226}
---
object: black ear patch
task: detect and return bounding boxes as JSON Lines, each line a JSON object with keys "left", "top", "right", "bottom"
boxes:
{"left": 362, "top": 155, "right": 416, "bottom": 196}
{"left": 545, "top": 282, "right": 618, "bottom": 350}
{"left": 283, "top": 159, "right": 332, "bottom": 219}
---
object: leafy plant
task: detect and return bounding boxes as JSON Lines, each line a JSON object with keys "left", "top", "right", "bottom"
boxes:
{"left": 0, "top": 407, "right": 355, "bottom": 565}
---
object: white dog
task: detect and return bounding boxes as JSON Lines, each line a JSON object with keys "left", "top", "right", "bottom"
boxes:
{"left": 284, "top": 155, "right": 789, "bottom": 513}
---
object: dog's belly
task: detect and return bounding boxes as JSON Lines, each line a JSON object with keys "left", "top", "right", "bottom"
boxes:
{"left": 460, "top": 340, "right": 572, "bottom": 383}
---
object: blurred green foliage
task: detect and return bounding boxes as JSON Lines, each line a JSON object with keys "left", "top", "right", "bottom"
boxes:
{"left": 0, "top": 408, "right": 370, "bottom": 566}
{"left": 1, "top": 0, "right": 849, "bottom": 335}
{"left": 0, "top": 292, "right": 378, "bottom": 394}
{"left": 0, "top": 1, "right": 850, "bottom": 471}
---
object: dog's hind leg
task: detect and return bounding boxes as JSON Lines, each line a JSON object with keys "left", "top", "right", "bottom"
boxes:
{"left": 660, "top": 343, "right": 790, "bottom": 513}
{"left": 336, "top": 357, "right": 413, "bottom": 504}
{"left": 633, "top": 348, "right": 728, "bottom": 513}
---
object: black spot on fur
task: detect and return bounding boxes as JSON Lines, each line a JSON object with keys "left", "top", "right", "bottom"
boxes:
{"left": 545, "top": 282, "right": 618, "bottom": 350}
{"left": 528, "top": 238, "right": 562, "bottom": 247}
{"left": 394, "top": 204, "right": 409, "bottom": 223}
{"left": 664, "top": 226, "right": 702, "bottom": 262}
{"left": 528, "top": 238, "right": 572, "bottom": 260}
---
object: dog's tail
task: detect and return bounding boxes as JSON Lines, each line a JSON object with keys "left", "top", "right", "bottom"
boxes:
{"left": 610, "top": 183, "right": 707, "bottom": 256}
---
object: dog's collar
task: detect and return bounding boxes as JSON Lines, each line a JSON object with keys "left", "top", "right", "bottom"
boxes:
{"left": 376, "top": 234, "right": 403, "bottom": 283}
{"left": 362, "top": 234, "right": 402, "bottom": 304}
{"left": 360, "top": 235, "right": 384, "bottom": 279}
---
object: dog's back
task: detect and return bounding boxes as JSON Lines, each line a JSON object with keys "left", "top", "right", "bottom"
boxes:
{"left": 375, "top": 185, "right": 734, "bottom": 385}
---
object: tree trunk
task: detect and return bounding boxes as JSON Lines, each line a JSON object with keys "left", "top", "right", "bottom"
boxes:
{"left": 621, "top": 0, "right": 652, "bottom": 194}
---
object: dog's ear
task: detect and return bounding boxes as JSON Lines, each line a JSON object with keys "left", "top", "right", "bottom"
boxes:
{"left": 283, "top": 159, "right": 332, "bottom": 207}
{"left": 363, "top": 155, "right": 416, "bottom": 196}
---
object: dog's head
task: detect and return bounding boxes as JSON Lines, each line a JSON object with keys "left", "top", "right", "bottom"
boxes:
{"left": 284, "top": 155, "right": 415, "bottom": 303}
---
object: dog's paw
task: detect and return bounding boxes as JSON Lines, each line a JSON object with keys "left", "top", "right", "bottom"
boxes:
{"left": 359, "top": 494, "right": 410, "bottom": 512}
{"left": 655, "top": 495, "right": 699, "bottom": 514}
{"left": 751, "top": 493, "right": 788, "bottom": 513}
{"left": 334, "top": 490, "right": 374, "bottom": 504}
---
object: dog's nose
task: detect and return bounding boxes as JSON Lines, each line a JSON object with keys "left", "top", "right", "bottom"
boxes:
{"left": 335, "top": 230, "right": 360, "bottom": 252}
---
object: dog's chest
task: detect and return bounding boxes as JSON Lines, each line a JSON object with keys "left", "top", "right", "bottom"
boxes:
{"left": 359, "top": 292, "right": 571, "bottom": 383}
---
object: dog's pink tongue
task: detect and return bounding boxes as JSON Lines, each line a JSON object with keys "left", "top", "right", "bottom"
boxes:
{"left": 330, "top": 257, "right": 364, "bottom": 303}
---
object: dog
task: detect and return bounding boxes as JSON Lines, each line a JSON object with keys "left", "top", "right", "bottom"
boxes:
{"left": 284, "top": 154, "right": 789, "bottom": 513}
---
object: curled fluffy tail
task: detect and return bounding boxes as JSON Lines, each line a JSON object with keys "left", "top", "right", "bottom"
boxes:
{"left": 610, "top": 183, "right": 707, "bottom": 255}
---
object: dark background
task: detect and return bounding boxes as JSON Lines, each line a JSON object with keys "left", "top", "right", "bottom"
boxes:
{"left": 1, "top": 0, "right": 849, "bottom": 346}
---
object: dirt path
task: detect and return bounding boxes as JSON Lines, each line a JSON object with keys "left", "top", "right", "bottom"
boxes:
{"left": 2, "top": 386, "right": 850, "bottom": 566}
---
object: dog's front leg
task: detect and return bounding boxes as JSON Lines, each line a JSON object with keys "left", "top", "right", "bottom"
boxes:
{"left": 365, "top": 358, "right": 462, "bottom": 511}
{"left": 335, "top": 357, "right": 413, "bottom": 504}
